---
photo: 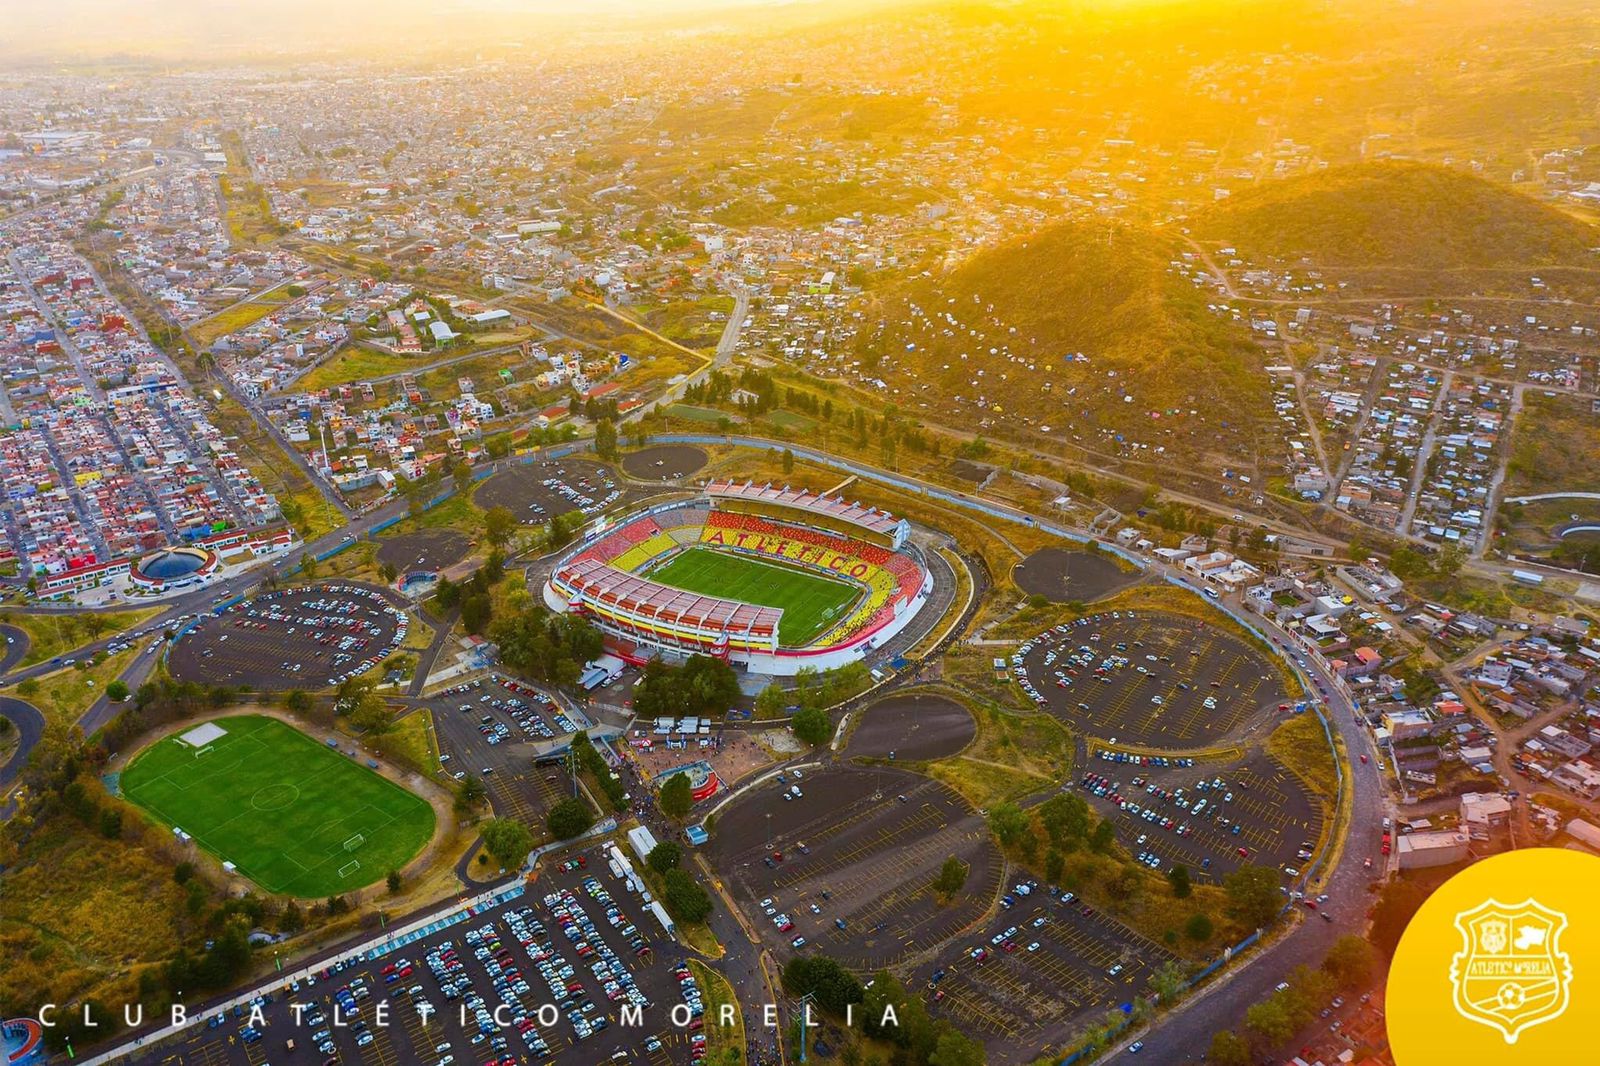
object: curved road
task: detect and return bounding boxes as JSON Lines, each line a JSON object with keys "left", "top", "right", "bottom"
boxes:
{"left": 0, "top": 695, "right": 45, "bottom": 794}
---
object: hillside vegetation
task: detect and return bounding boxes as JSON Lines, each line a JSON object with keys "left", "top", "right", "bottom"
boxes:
{"left": 1197, "top": 162, "right": 1600, "bottom": 292}
{"left": 856, "top": 219, "right": 1273, "bottom": 460}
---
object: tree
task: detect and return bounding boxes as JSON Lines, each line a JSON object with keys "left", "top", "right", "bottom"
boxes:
{"left": 456, "top": 773, "right": 487, "bottom": 813}
{"left": 379, "top": 561, "right": 399, "bottom": 584}
{"left": 386, "top": 870, "right": 403, "bottom": 895}
{"left": 1038, "top": 793, "right": 1089, "bottom": 847}
{"left": 927, "top": 1026, "right": 984, "bottom": 1066}
{"left": 987, "top": 803, "right": 1029, "bottom": 848}
{"left": 782, "top": 956, "right": 864, "bottom": 1016}
{"left": 106, "top": 679, "right": 129, "bottom": 702}
{"left": 480, "top": 818, "right": 534, "bottom": 869}
{"left": 484, "top": 505, "right": 517, "bottom": 548}
{"left": 284, "top": 689, "right": 313, "bottom": 714}
{"left": 791, "top": 705, "right": 831, "bottom": 746}
{"left": 453, "top": 460, "right": 473, "bottom": 493}
{"left": 300, "top": 552, "right": 317, "bottom": 579}
{"left": 1088, "top": 819, "right": 1115, "bottom": 853}
{"left": 754, "top": 683, "right": 788, "bottom": 719}
{"left": 1323, "top": 934, "right": 1377, "bottom": 990}
{"left": 648, "top": 841, "right": 682, "bottom": 875}
{"left": 1044, "top": 848, "right": 1064, "bottom": 884}
{"left": 1224, "top": 865, "right": 1282, "bottom": 928}
{"left": 661, "top": 868, "right": 712, "bottom": 923}
{"left": 658, "top": 772, "right": 693, "bottom": 820}
{"left": 1184, "top": 912, "right": 1214, "bottom": 942}
{"left": 595, "top": 417, "right": 618, "bottom": 459}
{"left": 546, "top": 797, "right": 594, "bottom": 839}
{"left": 1244, "top": 997, "right": 1295, "bottom": 1046}
{"left": 933, "top": 856, "right": 969, "bottom": 898}
{"left": 1168, "top": 864, "right": 1192, "bottom": 899}
{"left": 781, "top": 448, "right": 795, "bottom": 474}
{"left": 1208, "top": 1030, "right": 1252, "bottom": 1066}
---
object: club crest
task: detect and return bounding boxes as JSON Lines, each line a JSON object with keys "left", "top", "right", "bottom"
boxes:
{"left": 1449, "top": 898, "right": 1571, "bottom": 1043}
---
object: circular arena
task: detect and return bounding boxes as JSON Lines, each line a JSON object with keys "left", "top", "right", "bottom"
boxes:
{"left": 130, "top": 544, "right": 219, "bottom": 592}
{"left": 169, "top": 582, "right": 409, "bottom": 690}
{"left": 544, "top": 478, "right": 938, "bottom": 675}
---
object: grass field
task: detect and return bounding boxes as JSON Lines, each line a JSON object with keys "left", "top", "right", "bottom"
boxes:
{"left": 646, "top": 547, "right": 859, "bottom": 646}
{"left": 121, "top": 714, "right": 435, "bottom": 897}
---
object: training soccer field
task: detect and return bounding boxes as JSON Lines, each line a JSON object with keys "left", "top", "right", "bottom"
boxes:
{"left": 120, "top": 715, "right": 435, "bottom": 897}
{"left": 647, "top": 547, "right": 861, "bottom": 646}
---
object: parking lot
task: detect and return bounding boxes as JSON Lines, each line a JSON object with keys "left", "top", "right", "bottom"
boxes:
{"left": 711, "top": 766, "right": 1001, "bottom": 970}
{"left": 1010, "top": 548, "right": 1138, "bottom": 604}
{"left": 1078, "top": 749, "right": 1324, "bottom": 884}
{"left": 911, "top": 890, "right": 1178, "bottom": 1064}
{"left": 425, "top": 674, "right": 587, "bottom": 836}
{"left": 168, "top": 583, "right": 408, "bottom": 691}
{"left": 1013, "top": 610, "right": 1287, "bottom": 749}
{"left": 134, "top": 853, "right": 710, "bottom": 1066}
{"left": 619, "top": 445, "right": 707, "bottom": 482}
{"left": 474, "top": 459, "right": 627, "bottom": 525}
{"left": 375, "top": 529, "right": 470, "bottom": 576}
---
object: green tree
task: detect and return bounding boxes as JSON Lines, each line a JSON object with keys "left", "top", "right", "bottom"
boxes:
{"left": 1323, "top": 934, "right": 1377, "bottom": 990}
{"left": 658, "top": 772, "right": 693, "bottom": 820}
{"left": 1244, "top": 998, "right": 1294, "bottom": 1046}
{"left": 284, "top": 689, "right": 312, "bottom": 714}
{"left": 662, "top": 868, "right": 712, "bottom": 923}
{"left": 1168, "top": 864, "right": 1192, "bottom": 899}
{"left": 1184, "top": 912, "right": 1214, "bottom": 942}
{"left": 547, "top": 797, "right": 595, "bottom": 839}
{"left": 1224, "top": 865, "right": 1282, "bottom": 928}
{"left": 927, "top": 1026, "right": 984, "bottom": 1066}
{"left": 455, "top": 773, "right": 487, "bottom": 815}
{"left": 300, "top": 552, "right": 317, "bottom": 579}
{"left": 484, "top": 504, "right": 517, "bottom": 548}
{"left": 386, "top": 870, "right": 402, "bottom": 895}
{"left": 648, "top": 841, "right": 682, "bottom": 875}
{"left": 1208, "top": 1029, "right": 1251, "bottom": 1066}
{"left": 1088, "top": 819, "right": 1115, "bottom": 853}
{"left": 781, "top": 448, "right": 795, "bottom": 474}
{"left": 781, "top": 955, "right": 864, "bottom": 1016}
{"left": 481, "top": 818, "right": 534, "bottom": 869}
{"left": 106, "top": 679, "right": 129, "bottom": 702}
{"left": 595, "top": 417, "right": 618, "bottom": 459}
{"left": 933, "top": 856, "right": 968, "bottom": 898}
{"left": 754, "top": 683, "right": 788, "bottom": 719}
{"left": 791, "top": 705, "right": 831, "bottom": 746}
{"left": 379, "top": 561, "right": 399, "bottom": 584}
{"left": 987, "top": 803, "right": 1029, "bottom": 848}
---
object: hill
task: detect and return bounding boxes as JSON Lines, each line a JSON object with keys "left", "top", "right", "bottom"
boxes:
{"left": 855, "top": 219, "right": 1275, "bottom": 466}
{"left": 1196, "top": 162, "right": 1600, "bottom": 291}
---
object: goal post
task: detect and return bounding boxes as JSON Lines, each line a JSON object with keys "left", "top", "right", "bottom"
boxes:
{"left": 193, "top": 745, "right": 215, "bottom": 759}
{"left": 338, "top": 860, "right": 360, "bottom": 878}
{"left": 343, "top": 833, "right": 366, "bottom": 852}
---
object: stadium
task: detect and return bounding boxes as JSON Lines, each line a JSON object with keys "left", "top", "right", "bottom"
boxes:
{"left": 543, "top": 479, "right": 936, "bottom": 674}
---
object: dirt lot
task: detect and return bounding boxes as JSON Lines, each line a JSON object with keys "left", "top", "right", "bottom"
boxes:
{"left": 1011, "top": 547, "right": 1138, "bottom": 603}
{"left": 168, "top": 582, "right": 407, "bottom": 691}
{"left": 621, "top": 444, "right": 708, "bottom": 482}
{"left": 847, "top": 693, "right": 976, "bottom": 761}
{"left": 1017, "top": 610, "right": 1287, "bottom": 749}
{"left": 473, "top": 457, "right": 622, "bottom": 524}
{"left": 1078, "top": 748, "right": 1322, "bottom": 884}
{"left": 375, "top": 528, "right": 471, "bottom": 574}
{"left": 711, "top": 766, "right": 1001, "bottom": 970}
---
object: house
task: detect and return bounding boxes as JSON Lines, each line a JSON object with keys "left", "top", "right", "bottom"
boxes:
{"left": 1460, "top": 792, "right": 1512, "bottom": 829}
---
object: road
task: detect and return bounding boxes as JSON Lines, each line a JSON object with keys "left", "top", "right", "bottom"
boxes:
{"left": 1103, "top": 579, "right": 1387, "bottom": 1063}
{"left": 620, "top": 286, "right": 750, "bottom": 427}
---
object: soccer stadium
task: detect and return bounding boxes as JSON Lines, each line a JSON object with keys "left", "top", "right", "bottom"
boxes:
{"left": 543, "top": 479, "right": 937, "bottom": 674}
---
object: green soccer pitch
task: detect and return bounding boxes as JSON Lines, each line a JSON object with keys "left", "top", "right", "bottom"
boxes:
{"left": 647, "top": 546, "right": 861, "bottom": 646}
{"left": 120, "top": 715, "right": 435, "bottom": 897}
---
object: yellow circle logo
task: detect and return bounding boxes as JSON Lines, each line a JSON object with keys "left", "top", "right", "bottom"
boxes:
{"left": 1388, "top": 848, "right": 1600, "bottom": 1065}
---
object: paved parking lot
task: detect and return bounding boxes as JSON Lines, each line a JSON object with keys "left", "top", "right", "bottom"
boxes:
{"left": 1013, "top": 611, "right": 1287, "bottom": 749}
{"left": 1078, "top": 749, "right": 1323, "bottom": 883}
{"left": 711, "top": 767, "right": 1001, "bottom": 970}
{"left": 912, "top": 891, "right": 1178, "bottom": 1064}
{"left": 474, "top": 459, "right": 627, "bottom": 525}
{"left": 135, "top": 856, "right": 707, "bottom": 1066}
{"left": 425, "top": 675, "right": 588, "bottom": 841}
{"left": 169, "top": 583, "right": 408, "bottom": 691}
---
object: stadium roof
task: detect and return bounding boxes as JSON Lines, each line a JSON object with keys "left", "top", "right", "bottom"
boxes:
{"left": 705, "top": 478, "right": 901, "bottom": 536}
{"left": 556, "top": 556, "right": 782, "bottom": 638}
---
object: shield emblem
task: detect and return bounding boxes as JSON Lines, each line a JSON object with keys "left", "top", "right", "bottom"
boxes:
{"left": 1449, "top": 898, "right": 1571, "bottom": 1043}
